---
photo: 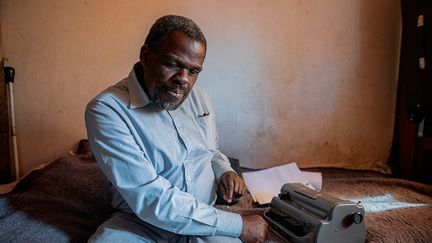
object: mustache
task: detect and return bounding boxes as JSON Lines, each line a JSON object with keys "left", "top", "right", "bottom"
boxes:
{"left": 161, "top": 84, "right": 188, "bottom": 94}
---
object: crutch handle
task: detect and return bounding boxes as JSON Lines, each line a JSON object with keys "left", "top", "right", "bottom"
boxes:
{"left": 4, "top": 66, "right": 15, "bottom": 83}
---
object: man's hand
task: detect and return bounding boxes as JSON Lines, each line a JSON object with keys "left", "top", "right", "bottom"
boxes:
{"left": 218, "top": 171, "right": 247, "bottom": 204}
{"left": 240, "top": 214, "right": 268, "bottom": 243}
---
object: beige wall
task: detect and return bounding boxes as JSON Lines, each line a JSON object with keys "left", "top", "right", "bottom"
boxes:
{"left": 0, "top": 0, "right": 401, "bottom": 176}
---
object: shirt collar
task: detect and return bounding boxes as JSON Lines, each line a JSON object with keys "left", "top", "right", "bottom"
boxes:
{"left": 128, "top": 66, "right": 151, "bottom": 109}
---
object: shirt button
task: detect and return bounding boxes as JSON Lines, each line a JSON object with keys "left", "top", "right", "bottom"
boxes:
{"left": 186, "top": 176, "right": 192, "bottom": 182}
{"left": 179, "top": 126, "right": 183, "bottom": 130}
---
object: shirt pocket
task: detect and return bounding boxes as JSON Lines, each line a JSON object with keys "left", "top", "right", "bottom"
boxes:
{"left": 193, "top": 114, "right": 217, "bottom": 150}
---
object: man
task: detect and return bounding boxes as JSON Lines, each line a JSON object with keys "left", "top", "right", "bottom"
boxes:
{"left": 85, "top": 15, "right": 268, "bottom": 242}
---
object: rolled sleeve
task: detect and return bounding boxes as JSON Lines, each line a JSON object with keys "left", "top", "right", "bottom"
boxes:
{"left": 215, "top": 209, "right": 243, "bottom": 237}
{"left": 211, "top": 151, "right": 236, "bottom": 182}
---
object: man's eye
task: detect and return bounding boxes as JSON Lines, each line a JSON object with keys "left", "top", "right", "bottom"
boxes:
{"left": 163, "top": 61, "right": 177, "bottom": 68}
{"left": 189, "top": 68, "right": 200, "bottom": 76}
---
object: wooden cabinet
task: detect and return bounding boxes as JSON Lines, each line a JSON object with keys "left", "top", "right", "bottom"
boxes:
{"left": 412, "top": 137, "right": 432, "bottom": 183}
{"left": 391, "top": 0, "right": 432, "bottom": 184}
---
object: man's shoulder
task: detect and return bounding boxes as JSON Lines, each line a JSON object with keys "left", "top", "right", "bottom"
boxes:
{"left": 86, "top": 78, "right": 129, "bottom": 111}
{"left": 192, "top": 83, "right": 206, "bottom": 94}
{"left": 183, "top": 84, "right": 214, "bottom": 113}
{"left": 190, "top": 84, "right": 210, "bottom": 102}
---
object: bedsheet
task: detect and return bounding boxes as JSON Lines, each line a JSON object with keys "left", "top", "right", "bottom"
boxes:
{"left": 0, "top": 140, "right": 430, "bottom": 242}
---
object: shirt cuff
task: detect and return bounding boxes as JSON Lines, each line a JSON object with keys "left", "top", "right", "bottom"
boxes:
{"left": 212, "top": 159, "right": 235, "bottom": 182}
{"left": 215, "top": 209, "right": 243, "bottom": 237}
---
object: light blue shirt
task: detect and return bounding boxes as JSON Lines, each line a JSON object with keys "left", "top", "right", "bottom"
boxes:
{"left": 85, "top": 67, "right": 243, "bottom": 237}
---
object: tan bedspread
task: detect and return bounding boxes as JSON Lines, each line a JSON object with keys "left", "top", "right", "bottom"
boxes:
{"left": 218, "top": 169, "right": 432, "bottom": 243}
{"left": 1, "top": 139, "right": 430, "bottom": 242}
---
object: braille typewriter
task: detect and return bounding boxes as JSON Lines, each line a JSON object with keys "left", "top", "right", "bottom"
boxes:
{"left": 263, "top": 183, "right": 365, "bottom": 243}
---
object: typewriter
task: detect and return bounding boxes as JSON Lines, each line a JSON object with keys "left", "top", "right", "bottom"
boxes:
{"left": 263, "top": 183, "right": 365, "bottom": 243}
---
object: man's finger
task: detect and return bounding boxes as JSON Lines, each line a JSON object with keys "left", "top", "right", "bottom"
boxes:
{"left": 225, "top": 177, "right": 234, "bottom": 202}
{"left": 234, "top": 179, "right": 240, "bottom": 194}
{"left": 242, "top": 184, "right": 248, "bottom": 194}
{"left": 219, "top": 181, "right": 227, "bottom": 197}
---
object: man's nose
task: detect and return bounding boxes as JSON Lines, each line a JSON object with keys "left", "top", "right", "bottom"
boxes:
{"left": 174, "top": 68, "right": 189, "bottom": 85}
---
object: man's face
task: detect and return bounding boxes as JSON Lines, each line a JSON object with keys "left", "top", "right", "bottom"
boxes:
{"left": 140, "top": 31, "right": 206, "bottom": 110}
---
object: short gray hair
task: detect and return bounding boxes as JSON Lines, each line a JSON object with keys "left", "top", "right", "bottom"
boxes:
{"left": 144, "top": 15, "right": 206, "bottom": 53}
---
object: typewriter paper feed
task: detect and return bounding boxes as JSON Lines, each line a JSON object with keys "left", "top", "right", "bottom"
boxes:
{"left": 243, "top": 162, "right": 322, "bottom": 205}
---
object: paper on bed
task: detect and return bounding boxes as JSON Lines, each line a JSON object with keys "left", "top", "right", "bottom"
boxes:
{"left": 302, "top": 171, "right": 322, "bottom": 190}
{"left": 243, "top": 162, "right": 321, "bottom": 205}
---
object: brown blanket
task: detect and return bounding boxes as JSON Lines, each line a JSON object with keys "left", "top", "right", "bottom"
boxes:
{"left": 0, "top": 140, "right": 431, "bottom": 242}
{"left": 325, "top": 177, "right": 432, "bottom": 243}
{"left": 218, "top": 168, "right": 432, "bottom": 243}
{"left": 0, "top": 154, "right": 112, "bottom": 242}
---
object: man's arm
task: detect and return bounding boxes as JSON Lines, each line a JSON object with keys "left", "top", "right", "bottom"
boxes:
{"left": 199, "top": 86, "right": 246, "bottom": 203}
{"left": 205, "top": 100, "right": 246, "bottom": 203}
{"left": 201, "top": 97, "right": 268, "bottom": 242}
{"left": 85, "top": 99, "right": 242, "bottom": 237}
{"left": 212, "top": 154, "right": 268, "bottom": 242}
{"left": 188, "top": 85, "right": 268, "bottom": 241}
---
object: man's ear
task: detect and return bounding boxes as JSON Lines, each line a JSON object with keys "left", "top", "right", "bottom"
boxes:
{"left": 139, "top": 44, "right": 150, "bottom": 64}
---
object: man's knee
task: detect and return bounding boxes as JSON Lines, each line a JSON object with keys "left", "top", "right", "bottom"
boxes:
{"left": 88, "top": 212, "right": 166, "bottom": 243}
{"left": 189, "top": 235, "right": 242, "bottom": 243}
{"left": 88, "top": 226, "right": 150, "bottom": 243}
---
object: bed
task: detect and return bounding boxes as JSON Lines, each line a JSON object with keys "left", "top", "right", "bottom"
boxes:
{"left": 0, "top": 140, "right": 431, "bottom": 242}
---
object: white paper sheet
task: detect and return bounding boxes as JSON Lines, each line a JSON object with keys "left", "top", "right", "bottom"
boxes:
{"left": 302, "top": 171, "right": 322, "bottom": 190}
{"left": 243, "top": 162, "right": 321, "bottom": 205}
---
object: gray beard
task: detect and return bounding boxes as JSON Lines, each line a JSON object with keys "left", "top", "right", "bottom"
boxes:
{"left": 149, "top": 89, "right": 190, "bottom": 111}
{"left": 152, "top": 98, "right": 180, "bottom": 110}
